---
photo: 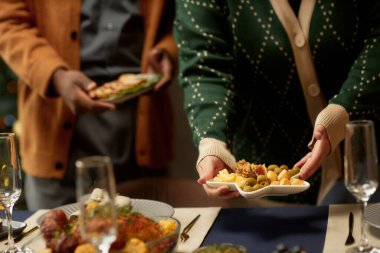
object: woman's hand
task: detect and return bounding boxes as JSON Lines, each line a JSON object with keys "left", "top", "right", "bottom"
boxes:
{"left": 295, "top": 125, "right": 331, "bottom": 180}
{"left": 197, "top": 156, "right": 240, "bottom": 199}
{"left": 52, "top": 69, "right": 116, "bottom": 114}
{"left": 146, "top": 48, "right": 174, "bottom": 91}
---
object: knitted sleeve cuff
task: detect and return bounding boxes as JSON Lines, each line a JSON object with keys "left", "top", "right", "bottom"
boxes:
{"left": 197, "top": 138, "right": 237, "bottom": 170}
{"left": 308, "top": 104, "right": 349, "bottom": 151}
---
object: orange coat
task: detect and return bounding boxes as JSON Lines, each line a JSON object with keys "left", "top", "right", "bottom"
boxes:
{"left": 0, "top": 0, "right": 177, "bottom": 178}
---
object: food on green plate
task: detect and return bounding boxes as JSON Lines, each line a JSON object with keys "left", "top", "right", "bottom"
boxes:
{"left": 88, "top": 73, "right": 159, "bottom": 101}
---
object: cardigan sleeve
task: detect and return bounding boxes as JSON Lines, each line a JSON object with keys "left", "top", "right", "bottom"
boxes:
{"left": 174, "top": 0, "right": 237, "bottom": 148}
{"left": 0, "top": 0, "right": 69, "bottom": 98}
{"left": 318, "top": 1, "right": 380, "bottom": 149}
{"left": 329, "top": 1, "right": 380, "bottom": 120}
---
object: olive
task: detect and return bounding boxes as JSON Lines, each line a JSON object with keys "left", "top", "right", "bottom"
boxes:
{"left": 260, "top": 181, "right": 269, "bottom": 187}
{"left": 280, "top": 164, "right": 289, "bottom": 171}
{"left": 291, "top": 166, "right": 300, "bottom": 175}
{"left": 243, "top": 185, "right": 253, "bottom": 192}
{"left": 267, "top": 164, "right": 279, "bottom": 171}
{"left": 274, "top": 167, "right": 282, "bottom": 175}
{"left": 257, "top": 175, "right": 268, "bottom": 183}
{"left": 245, "top": 177, "right": 257, "bottom": 186}
{"left": 252, "top": 184, "right": 261, "bottom": 191}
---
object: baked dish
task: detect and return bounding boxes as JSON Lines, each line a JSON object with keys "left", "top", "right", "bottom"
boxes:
{"left": 38, "top": 191, "right": 179, "bottom": 253}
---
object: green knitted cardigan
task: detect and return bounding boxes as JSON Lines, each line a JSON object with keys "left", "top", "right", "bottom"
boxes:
{"left": 174, "top": 0, "right": 380, "bottom": 204}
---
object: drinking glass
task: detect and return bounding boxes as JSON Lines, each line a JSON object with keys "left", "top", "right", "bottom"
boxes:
{"left": 0, "top": 133, "right": 30, "bottom": 253}
{"left": 75, "top": 156, "right": 117, "bottom": 253}
{"left": 344, "top": 120, "right": 379, "bottom": 253}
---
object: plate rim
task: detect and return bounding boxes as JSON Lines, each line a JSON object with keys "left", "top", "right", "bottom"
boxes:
{"left": 0, "top": 220, "right": 27, "bottom": 239}
{"left": 364, "top": 202, "right": 380, "bottom": 228}
{"left": 36, "top": 198, "right": 174, "bottom": 226}
{"left": 105, "top": 85, "right": 154, "bottom": 104}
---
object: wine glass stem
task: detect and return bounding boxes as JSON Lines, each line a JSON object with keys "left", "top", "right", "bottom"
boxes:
{"left": 5, "top": 203, "right": 16, "bottom": 249}
{"left": 359, "top": 201, "right": 369, "bottom": 250}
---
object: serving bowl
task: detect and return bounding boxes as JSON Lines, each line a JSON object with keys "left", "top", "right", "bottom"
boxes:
{"left": 193, "top": 243, "right": 247, "bottom": 253}
{"left": 145, "top": 216, "right": 180, "bottom": 253}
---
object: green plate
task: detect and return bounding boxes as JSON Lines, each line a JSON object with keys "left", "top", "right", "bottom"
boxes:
{"left": 102, "top": 73, "right": 162, "bottom": 104}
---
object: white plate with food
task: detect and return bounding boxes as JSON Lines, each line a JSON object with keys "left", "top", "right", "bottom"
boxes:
{"left": 364, "top": 202, "right": 380, "bottom": 228}
{"left": 36, "top": 198, "right": 174, "bottom": 226}
{"left": 206, "top": 161, "right": 309, "bottom": 199}
{"left": 89, "top": 73, "right": 161, "bottom": 104}
{"left": 206, "top": 180, "right": 310, "bottom": 199}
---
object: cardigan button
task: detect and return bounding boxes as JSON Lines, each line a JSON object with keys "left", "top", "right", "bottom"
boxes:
{"left": 63, "top": 121, "right": 72, "bottom": 130}
{"left": 294, "top": 33, "right": 305, "bottom": 48}
{"left": 307, "top": 83, "right": 320, "bottom": 97}
{"left": 55, "top": 162, "right": 64, "bottom": 170}
{"left": 70, "top": 31, "right": 77, "bottom": 41}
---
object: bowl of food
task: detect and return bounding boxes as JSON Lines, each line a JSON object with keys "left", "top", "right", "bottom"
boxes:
{"left": 39, "top": 209, "right": 180, "bottom": 253}
{"left": 193, "top": 243, "right": 247, "bottom": 253}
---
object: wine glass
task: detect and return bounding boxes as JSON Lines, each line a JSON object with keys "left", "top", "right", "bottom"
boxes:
{"left": 0, "top": 133, "right": 31, "bottom": 253}
{"left": 344, "top": 120, "right": 379, "bottom": 253}
{"left": 75, "top": 156, "right": 117, "bottom": 253}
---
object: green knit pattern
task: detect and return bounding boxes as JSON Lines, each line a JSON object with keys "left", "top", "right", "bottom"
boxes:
{"left": 175, "top": 0, "right": 380, "bottom": 204}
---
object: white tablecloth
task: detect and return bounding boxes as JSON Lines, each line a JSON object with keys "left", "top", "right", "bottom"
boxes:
{"left": 174, "top": 207, "right": 221, "bottom": 253}
{"left": 323, "top": 204, "right": 380, "bottom": 253}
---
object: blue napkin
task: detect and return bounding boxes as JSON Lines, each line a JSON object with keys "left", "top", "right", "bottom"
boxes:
{"left": 0, "top": 210, "right": 33, "bottom": 222}
{"left": 202, "top": 206, "right": 328, "bottom": 253}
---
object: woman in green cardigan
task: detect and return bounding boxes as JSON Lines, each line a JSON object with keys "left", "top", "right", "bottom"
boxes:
{"left": 174, "top": 0, "right": 380, "bottom": 205}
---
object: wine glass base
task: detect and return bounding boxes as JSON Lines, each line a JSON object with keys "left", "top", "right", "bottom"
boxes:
{"left": 2, "top": 247, "right": 34, "bottom": 253}
{"left": 346, "top": 245, "right": 380, "bottom": 253}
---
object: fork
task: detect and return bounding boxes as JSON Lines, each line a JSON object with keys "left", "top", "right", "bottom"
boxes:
{"left": 180, "top": 214, "right": 200, "bottom": 242}
{"left": 345, "top": 212, "right": 355, "bottom": 246}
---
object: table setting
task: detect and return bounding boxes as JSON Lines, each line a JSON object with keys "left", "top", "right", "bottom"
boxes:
{"left": 0, "top": 153, "right": 222, "bottom": 253}
{"left": 0, "top": 206, "right": 221, "bottom": 253}
{"left": 0, "top": 119, "right": 380, "bottom": 253}
{"left": 1, "top": 203, "right": 380, "bottom": 253}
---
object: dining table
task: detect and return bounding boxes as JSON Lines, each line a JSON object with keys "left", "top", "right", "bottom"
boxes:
{"left": 1, "top": 201, "right": 380, "bottom": 253}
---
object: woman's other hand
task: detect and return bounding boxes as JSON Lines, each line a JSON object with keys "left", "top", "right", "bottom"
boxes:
{"left": 197, "top": 156, "right": 240, "bottom": 199}
{"left": 146, "top": 48, "right": 174, "bottom": 91}
{"left": 295, "top": 125, "right": 331, "bottom": 180}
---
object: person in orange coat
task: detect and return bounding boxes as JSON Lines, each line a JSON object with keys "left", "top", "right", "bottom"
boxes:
{"left": 0, "top": 0, "right": 177, "bottom": 210}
